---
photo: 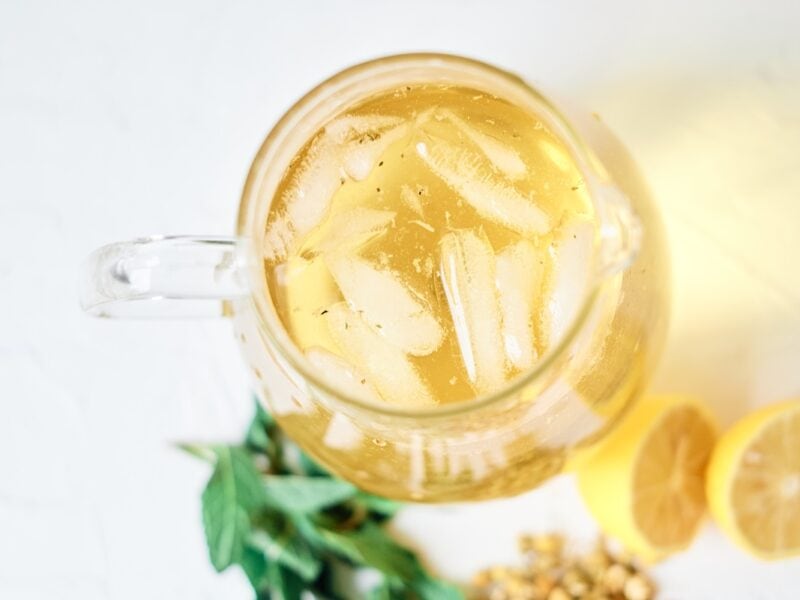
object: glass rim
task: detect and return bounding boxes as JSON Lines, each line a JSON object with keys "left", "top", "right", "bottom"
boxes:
{"left": 237, "top": 52, "right": 607, "bottom": 420}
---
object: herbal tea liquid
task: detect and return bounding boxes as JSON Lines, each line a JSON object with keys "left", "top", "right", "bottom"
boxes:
{"left": 263, "top": 85, "right": 597, "bottom": 407}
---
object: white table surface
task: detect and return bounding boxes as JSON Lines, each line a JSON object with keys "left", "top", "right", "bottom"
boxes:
{"left": 2, "top": 1, "right": 799, "bottom": 598}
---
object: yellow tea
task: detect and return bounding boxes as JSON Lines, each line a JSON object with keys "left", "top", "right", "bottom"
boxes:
{"left": 263, "top": 84, "right": 597, "bottom": 407}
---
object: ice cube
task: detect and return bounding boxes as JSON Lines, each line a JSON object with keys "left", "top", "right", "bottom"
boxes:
{"left": 305, "top": 346, "right": 381, "bottom": 404}
{"left": 539, "top": 138, "right": 575, "bottom": 173}
{"left": 328, "top": 114, "right": 408, "bottom": 182}
{"left": 545, "top": 219, "right": 595, "bottom": 348}
{"left": 342, "top": 123, "right": 409, "bottom": 181}
{"left": 416, "top": 135, "right": 550, "bottom": 235}
{"left": 284, "top": 140, "right": 343, "bottom": 236}
{"left": 324, "top": 114, "right": 405, "bottom": 143}
{"left": 326, "top": 254, "right": 443, "bottom": 356}
{"left": 323, "top": 302, "right": 436, "bottom": 407}
{"left": 439, "top": 230, "right": 507, "bottom": 394}
{"left": 263, "top": 134, "right": 343, "bottom": 261}
{"left": 263, "top": 213, "right": 294, "bottom": 262}
{"left": 495, "top": 239, "right": 542, "bottom": 371}
{"left": 322, "top": 412, "right": 363, "bottom": 451}
{"left": 307, "top": 207, "right": 395, "bottom": 255}
{"left": 263, "top": 114, "right": 406, "bottom": 261}
{"left": 409, "top": 219, "right": 435, "bottom": 233}
{"left": 399, "top": 184, "right": 425, "bottom": 216}
{"left": 441, "top": 109, "right": 527, "bottom": 180}
{"left": 276, "top": 255, "right": 341, "bottom": 351}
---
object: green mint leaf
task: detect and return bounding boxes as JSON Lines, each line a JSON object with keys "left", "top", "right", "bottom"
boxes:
{"left": 191, "top": 402, "right": 459, "bottom": 600}
{"left": 262, "top": 561, "right": 305, "bottom": 600}
{"left": 409, "top": 574, "right": 464, "bottom": 600}
{"left": 247, "top": 524, "right": 322, "bottom": 582}
{"left": 202, "top": 446, "right": 267, "bottom": 571}
{"left": 245, "top": 399, "right": 277, "bottom": 454}
{"left": 308, "top": 522, "right": 420, "bottom": 581}
{"left": 263, "top": 475, "right": 357, "bottom": 513}
{"left": 291, "top": 517, "right": 356, "bottom": 560}
{"left": 276, "top": 439, "right": 312, "bottom": 476}
{"left": 291, "top": 513, "right": 326, "bottom": 543}
{"left": 368, "top": 574, "right": 464, "bottom": 600}
{"left": 240, "top": 546, "right": 269, "bottom": 589}
{"left": 366, "top": 578, "right": 405, "bottom": 600}
{"left": 354, "top": 492, "right": 401, "bottom": 519}
{"left": 297, "top": 450, "right": 330, "bottom": 477}
{"left": 307, "top": 562, "right": 345, "bottom": 600}
{"left": 176, "top": 443, "right": 217, "bottom": 463}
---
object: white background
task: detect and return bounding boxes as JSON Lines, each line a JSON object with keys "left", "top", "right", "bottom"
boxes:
{"left": 2, "top": 1, "right": 800, "bottom": 598}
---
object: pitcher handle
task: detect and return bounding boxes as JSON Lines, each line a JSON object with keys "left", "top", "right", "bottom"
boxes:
{"left": 79, "top": 235, "right": 251, "bottom": 318}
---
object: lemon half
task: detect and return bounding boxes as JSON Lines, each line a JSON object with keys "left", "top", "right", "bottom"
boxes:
{"left": 706, "top": 400, "right": 800, "bottom": 559}
{"left": 576, "top": 395, "right": 717, "bottom": 561}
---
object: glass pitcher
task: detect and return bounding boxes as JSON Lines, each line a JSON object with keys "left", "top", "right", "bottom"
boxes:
{"left": 80, "top": 54, "right": 669, "bottom": 502}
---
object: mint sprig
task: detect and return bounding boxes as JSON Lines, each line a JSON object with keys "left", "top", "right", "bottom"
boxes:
{"left": 181, "top": 400, "right": 463, "bottom": 600}
{"left": 201, "top": 445, "right": 267, "bottom": 570}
